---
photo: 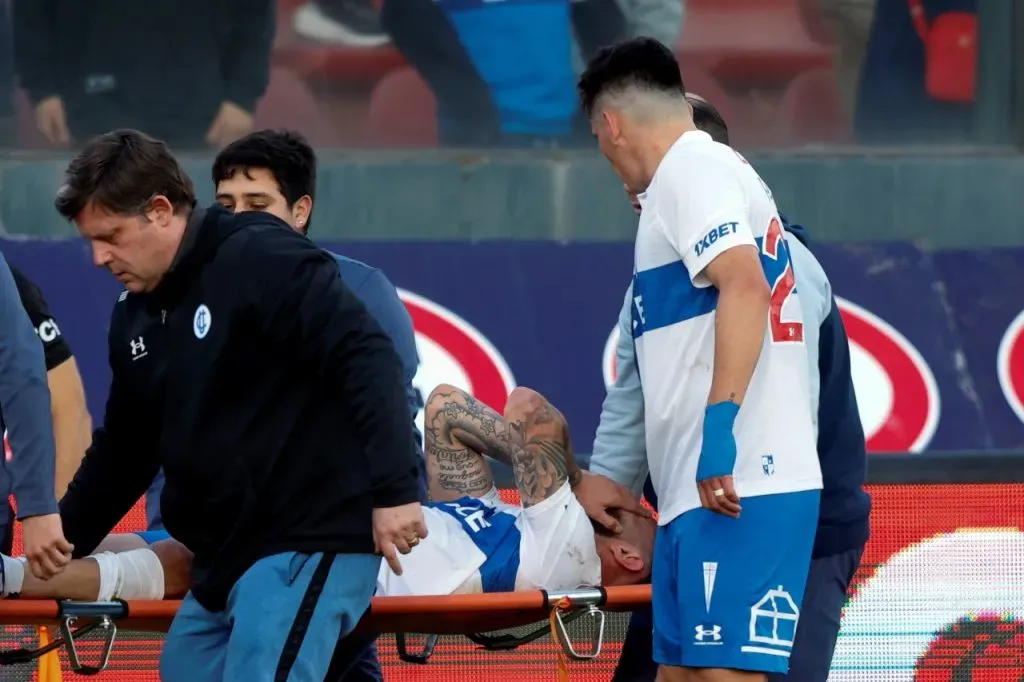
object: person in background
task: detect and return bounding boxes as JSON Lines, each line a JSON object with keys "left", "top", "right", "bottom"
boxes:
{"left": 12, "top": 0, "right": 274, "bottom": 149}
{"left": 810, "top": 0, "right": 877, "bottom": 119}
{"left": 855, "top": 0, "right": 976, "bottom": 143}
{"left": 581, "top": 92, "right": 870, "bottom": 682}
{"left": 0, "top": 251, "right": 74, "bottom": 580}
{"left": 8, "top": 265, "right": 91, "bottom": 500}
{"left": 572, "top": 0, "right": 683, "bottom": 74}
{"left": 0, "top": 6, "right": 16, "bottom": 147}
{"left": 381, "top": 0, "right": 593, "bottom": 147}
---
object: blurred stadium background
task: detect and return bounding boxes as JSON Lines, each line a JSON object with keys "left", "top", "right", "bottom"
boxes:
{"left": 0, "top": 0, "right": 1023, "bottom": 679}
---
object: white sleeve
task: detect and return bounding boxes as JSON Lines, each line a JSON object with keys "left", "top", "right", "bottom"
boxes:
{"left": 658, "top": 158, "right": 757, "bottom": 281}
{"left": 517, "top": 482, "right": 603, "bottom": 590}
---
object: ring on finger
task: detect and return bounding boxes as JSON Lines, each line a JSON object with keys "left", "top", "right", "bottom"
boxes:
{"left": 713, "top": 488, "right": 725, "bottom": 498}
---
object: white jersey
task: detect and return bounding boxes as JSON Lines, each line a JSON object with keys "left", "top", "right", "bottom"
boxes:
{"left": 631, "top": 130, "right": 823, "bottom": 525}
{"left": 376, "top": 482, "right": 602, "bottom": 596}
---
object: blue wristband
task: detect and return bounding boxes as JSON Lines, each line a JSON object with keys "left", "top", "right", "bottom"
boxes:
{"left": 696, "top": 401, "right": 740, "bottom": 482}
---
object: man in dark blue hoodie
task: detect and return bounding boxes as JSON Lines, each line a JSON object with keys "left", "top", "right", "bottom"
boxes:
{"left": 575, "top": 94, "right": 871, "bottom": 681}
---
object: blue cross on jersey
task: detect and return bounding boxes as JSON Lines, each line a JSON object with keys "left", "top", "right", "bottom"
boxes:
{"left": 425, "top": 496, "right": 522, "bottom": 592}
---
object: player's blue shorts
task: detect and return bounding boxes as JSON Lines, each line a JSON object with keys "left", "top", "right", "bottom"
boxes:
{"left": 134, "top": 529, "right": 172, "bottom": 544}
{"left": 652, "top": 489, "right": 820, "bottom": 674}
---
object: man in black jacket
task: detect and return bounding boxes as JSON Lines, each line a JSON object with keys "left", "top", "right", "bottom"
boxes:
{"left": 55, "top": 129, "right": 427, "bottom": 681}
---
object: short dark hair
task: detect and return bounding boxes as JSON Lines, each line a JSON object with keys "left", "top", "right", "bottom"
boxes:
{"left": 212, "top": 130, "right": 317, "bottom": 230}
{"left": 686, "top": 93, "right": 730, "bottom": 145}
{"left": 55, "top": 129, "right": 197, "bottom": 221}
{"left": 577, "top": 37, "right": 685, "bottom": 117}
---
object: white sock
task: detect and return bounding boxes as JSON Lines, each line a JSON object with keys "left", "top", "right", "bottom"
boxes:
{"left": 0, "top": 554, "right": 25, "bottom": 597}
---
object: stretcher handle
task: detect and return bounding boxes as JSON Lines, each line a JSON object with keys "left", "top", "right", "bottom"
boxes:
{"left": 551, "top": 601, "right": 606, "bottom": 661}
{"left": 0, "top": 600, "right": 126, "bottom": 674}
{"left": 394, "top": 633, "right": 439, "bottom": 664}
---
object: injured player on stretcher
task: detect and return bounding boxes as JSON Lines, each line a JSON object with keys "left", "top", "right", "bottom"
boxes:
{"left": 0, "top": 386, "right": 655, "bottom": 602}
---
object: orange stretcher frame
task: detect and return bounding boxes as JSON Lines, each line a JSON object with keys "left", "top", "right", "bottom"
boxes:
{"left": 0, "top": 585, "right": 651, "bottom": 676}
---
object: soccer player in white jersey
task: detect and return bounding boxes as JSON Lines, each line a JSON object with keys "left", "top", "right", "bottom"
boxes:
{"left": 0, "top": 385, "right": 655, "bottom": 602}
{"left": 578, "top": 38, "right": 823, "bottom": 681}
{"left": 381, "top": 384, "right": 654, "bottom": 596}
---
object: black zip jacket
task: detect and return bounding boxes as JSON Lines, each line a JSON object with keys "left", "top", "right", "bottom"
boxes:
{"left": 60, "top": 206, "right": 421, "bottom": 611}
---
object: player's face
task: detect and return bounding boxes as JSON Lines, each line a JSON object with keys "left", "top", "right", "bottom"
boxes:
{"left": 75, "top": 197, "right": 183, "bottom": 293}
{"left": 215, "top": 167, "right": 311, "bottom": 232}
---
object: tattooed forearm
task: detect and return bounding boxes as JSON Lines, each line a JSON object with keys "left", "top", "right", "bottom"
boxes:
{"left": 506, "top": 397, "right": 582, "bottom": 507}
{"left": 423, "top": 388, "right": 508, "bottom": 501}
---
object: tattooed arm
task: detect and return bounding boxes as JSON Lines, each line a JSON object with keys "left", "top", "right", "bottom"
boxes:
{"left": 422, "top": 385, "right": 514, "bottom": 502}
{"left": 503, "top": 388, "right": 582, "bottom": 508}
{"left": 422, "top": 384, "right": 581, "bottom": 507}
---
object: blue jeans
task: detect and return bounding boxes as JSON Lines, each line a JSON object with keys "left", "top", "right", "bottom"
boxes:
{"left": 614, "top": 545, "right": 864, "bottom": 681}
{"left": 160, "top": 552, "right": 380, "bottom": 682}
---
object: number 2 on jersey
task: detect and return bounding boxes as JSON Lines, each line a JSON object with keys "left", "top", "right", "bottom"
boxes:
{"left": 759, "top": 217, "right": 804, "bottom": 344}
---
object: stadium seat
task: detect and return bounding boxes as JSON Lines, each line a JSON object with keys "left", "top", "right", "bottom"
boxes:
{"left": 679, "top": 0, "right": 833, "bottom": 91}
{"left": 366, "top": 67, "right": 438, "bottom": 148}
{"left": 776, "top": 68, "right": 850, "bottom": 144}
{"left": 254, "top": 68, "right": 339, "bottom": 146}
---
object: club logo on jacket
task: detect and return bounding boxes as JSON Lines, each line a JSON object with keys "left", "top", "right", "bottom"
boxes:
{"left": 193, "top": 304, "right": 211, "bottom": 339}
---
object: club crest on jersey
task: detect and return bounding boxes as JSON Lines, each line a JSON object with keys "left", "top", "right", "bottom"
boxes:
{"left": 761, "top": 454, "right": 775, "bottom": 477}
{"left": 193, "top": 304, "right": 211, "bottom": 339}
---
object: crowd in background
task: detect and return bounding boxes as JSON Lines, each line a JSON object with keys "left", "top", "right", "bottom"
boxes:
{"left": 0, "top": 0, "right": 987, "bottom": 151}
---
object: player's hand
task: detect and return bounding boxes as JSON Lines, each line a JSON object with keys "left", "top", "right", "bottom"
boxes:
{"left": 372, "top": 502, "right": 429, "bottom": 577}
{"left": 624, "top": 184, "right": 642, "bottom": 215}
{"left": 205, "top": 101, "right": 254, "bottom": 149}
{"left": 573, "top": 471, "right": 652, "bottom": 534}
{"left": 697, "top": 475, "right": 741, "bottom": 518}
{"left": 21, "top": 514, "right": 74, "bottom": 580}
{"left": 696, "top": 402, "right": 742, "bottom": 518}
{"left": 35, "top": 97, "right": 70, "bottom": 147}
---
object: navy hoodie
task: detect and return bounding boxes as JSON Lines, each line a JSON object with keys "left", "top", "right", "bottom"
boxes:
{"left": 784, "top": 218, "right": 871, "bottom": 557}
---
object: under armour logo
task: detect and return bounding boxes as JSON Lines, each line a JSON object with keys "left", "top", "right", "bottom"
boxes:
{"left": 694, "top": 625, "right": 722, "bottom": 642}
{"left": 130, "top": 337, "right": 147, "bottom": 360}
